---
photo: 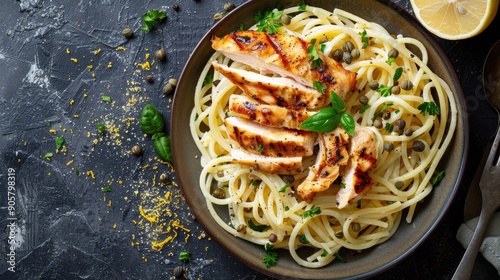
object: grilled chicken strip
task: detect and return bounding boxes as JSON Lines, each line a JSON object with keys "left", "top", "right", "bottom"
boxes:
{"left": 224, "top": 117, "right": 316, "bottom": 157}
{"left": 230, "top": 148, "right": 303, "bottom": 175}
{"left": 213, "top": 61, "right": 328, "bottom": 109}
{"left": 297, "top": 127, "right": 350, "bottom": 203}
{"left": 211, "top": 30, "right": 357, "bottom": 100}
{"left": 229, "top": 94, "right": 315, "bottom": 130}
{"left": 336, "top": 127, "right": 378, "bottom": 209}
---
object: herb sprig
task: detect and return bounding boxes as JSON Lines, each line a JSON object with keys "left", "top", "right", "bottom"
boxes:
{"left": 141, "top": 9, "right": 167, "bottom": 31}
{"left": 263, "top": 243, "right": 278, "bottom": 268}
{"left": 418, "top": 101, "right": 440, "bottom": 116}
{"left": 255, "top": 10, "right": 283, "bottom": 34}
{"left": 307, "top": 39, "right": 323, "bottom": 69}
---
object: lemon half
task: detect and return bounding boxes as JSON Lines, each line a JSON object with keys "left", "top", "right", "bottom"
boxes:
{"left": 410, "top": 0, "right": 499, "bottom": 40}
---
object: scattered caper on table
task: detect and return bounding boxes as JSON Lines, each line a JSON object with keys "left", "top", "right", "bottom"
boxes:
{"left": 121, "top": 27, "right": 133, "bottom": 39}
{"left": 131, "top": 145, "right": 142, "bottom": 155}
{"left": 154, "top": 48, "right": 166, "bottom": 61}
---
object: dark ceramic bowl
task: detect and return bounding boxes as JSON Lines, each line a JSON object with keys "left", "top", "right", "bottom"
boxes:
{"left": 171, "top": 0, "right": 468, "bottom": 279}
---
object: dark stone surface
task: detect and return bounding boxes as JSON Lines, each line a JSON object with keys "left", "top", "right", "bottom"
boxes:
{"left": 0, "top": 0, "right": 498, "bottom": 279}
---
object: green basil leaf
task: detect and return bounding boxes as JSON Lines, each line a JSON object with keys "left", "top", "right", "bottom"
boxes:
{"left": 299, "top": 108, "right": 339, "bottom": 133}
{"left": 153, "top": 134, "right": 172, "bottom": 163}
{"left": 340, "top": 113, "right": 355, "bottom": 136}
{"left": 140, "top": 104, "right": 165, "bottom": 135}
{"left": 330, "top": 91, "right": 345, "bottom": 112}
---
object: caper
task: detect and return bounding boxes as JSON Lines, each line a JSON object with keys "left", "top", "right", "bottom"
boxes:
{"left": 217, "top": 170, "right": 224, "bottom": 177}
{"left": 280, "top": 14, "right": 291, "bottom": 25}
{"left": 131, "top": 145, "right": 142, "bottom": 155}
{"left": 401, "top": 80, "right": 413, "bottom": 91}
{"left": 163, "top": 83, "right": 174, "bottom": 95}
{"left": 396, "top": 119, "right": 406, "bottom": 131}
{"left": 268, "top": 233, "right": 278, "bottom": 243}
{"left": 252, "top": 164, "right": 259, "bottom": 171}
{"left": 223, "top": 2, "right": 235, "bottom": 11}
{"left": 168, "top": 78, "right": 177, "bottom": 87}
{"left": 382, "top": 111, "right": 390, "bottom": 120}
{"left": 121, "top": 28, "right": 133, "bottom": 39}
{"left": 172, "top": 3, "right": 180, "bottom": 11}
{"left": 173, "top": 266, "right": 184, "bottom": 278}
{"left": 388, "top": 48, "right": 399, "bottom": 59}
{"left": 146, "top": 75, "right": 154, "bottom": 83}
{"left": 236, "top": 224, "right": 247, "bottom": 233}
{"left": 412, "top": 140, "right": 425, "bottom": 152}
{"left": 335, "top": 230, "right": 344, "bottom": 238}
{"left": 404, "top": 127, "right": 414, "bottom": 136}
{"left": 331, "top": 48, "right": 343, "bottom": 62}
{"left": 351, "top": 222, "right": 361, "bottom": 232}
{"left": 160, "top": 173, "right": 169, "bottom": 182}
{"left": 359, "top": 95, "right": 368, "bottom": 105}
{"left": 395, "top": 181, "right": 404, "bottom": 189}
{"left": 163, "top": 79, "right": 177, "bottom": 95}
{"left": 154, "top": 48, "right": 166, "bottom": 61}
{"left": 391, "top": 85, "right": 401, "bottom": 95}
{"left": 373, "top": 119, "right": 383, "bottom": 129}
{"left": 213, "top": 12, "right": 223, "bottom": 21}
{"left": 212, "top": 187, "right": 225, "bottom": 199}
{"left": 350, "top": 48, "right": 360, "bottom": 60}
{"left": 368, "top": 81, "right": 379, "bottom": 90}
{"left": 282, "top": 175, "right": 295, "bottom": 184}
{"left": 384, "top": 142, "right": 394, "bottom": 152}
{"left": 343, "top": 41, "right": 355, "bottom": 53}
{"left": 343, "top": 52, "right": 352, "bottom": 64}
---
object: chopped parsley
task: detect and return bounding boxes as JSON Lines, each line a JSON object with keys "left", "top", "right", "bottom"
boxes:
{"left": 430, "top": 170, "right": 445, "bottom": 186}
{"left": 376, "top": 85, "right": 392, "bottom": 97}
{"left": 386, "top": 57, "right": 396, "bottom": 65}
{"left": 385, "top": 122, "right": 394, "bottom": 133}
{"left": 321, "top": 250, "right": 328, "bottom": 257}
{"left": 101, "top": 186, "right": 111, "bottom": 192}
{"left": 248, "top": 219, "right": 269, "bottom": 232}
{"left": 298, "top": 1, "right": 307, "bottom": 11}
{"left": 299, "top": 205, "right": 321, "bottom": 218}
{"left": 179, "top": 251, "right": 191, "bottom": 263}
{"left": 257, "top": 143, "right": 264, "bottom": 152}
{"left": 255, "top": 9, "right": 283, "bottom": 34}
{"left": 418, "top": 101, "right": 440, "bottom": 116}
{"left": 97, "top": 123, "right": 106, "bottom": 134}
{"left": 359, "top": 103, "right": 371, "bottom": 114}
{"left": 334, "top": 252, "right": 346, "bottom": 263}
{"left": 307, "top": 39, "right": 323, "bottom": 69}
{"left": 279, "top": 183, "right": 290, "bottom": 193}
{"left": 313, "top": 81, "right": 327, "bottom": 94}
{"left": 141, "top": 9, "right": 167, "bottom": 31}
{"left": 263, "top": 243, "right": 278, "bottom": 268}
{"left": 203, "top": 74, "right": 213, "bottom": 87}
{"left": 102, "top": 95, "right": 112, "bottom": 103}
{"left": 44, "top": 152, "right": 53, "bottom": 159}
{"left": 252, "top": 180, "right": 261, "bottom": 186}
{"left": 299, "top": 234, "right": 309, "bottom": 244}
{"left": 55, "top": 136, "right": 65, "bottom": 150}
{"left": 359, "top": 29, "right": 369, "bottom": 49}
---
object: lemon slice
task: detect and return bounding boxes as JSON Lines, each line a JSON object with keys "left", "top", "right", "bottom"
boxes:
{"left": 410, "top": 0, "right": 499, "bottom": 40}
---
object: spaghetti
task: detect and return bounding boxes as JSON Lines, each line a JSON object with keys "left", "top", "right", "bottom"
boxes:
{"left": 189, "top": 5, "right": 457, "bottom": 268}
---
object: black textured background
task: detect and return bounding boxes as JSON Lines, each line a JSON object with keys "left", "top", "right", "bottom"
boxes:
{"left": 0, "top": 0, "right": 499, "bottom": 279}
